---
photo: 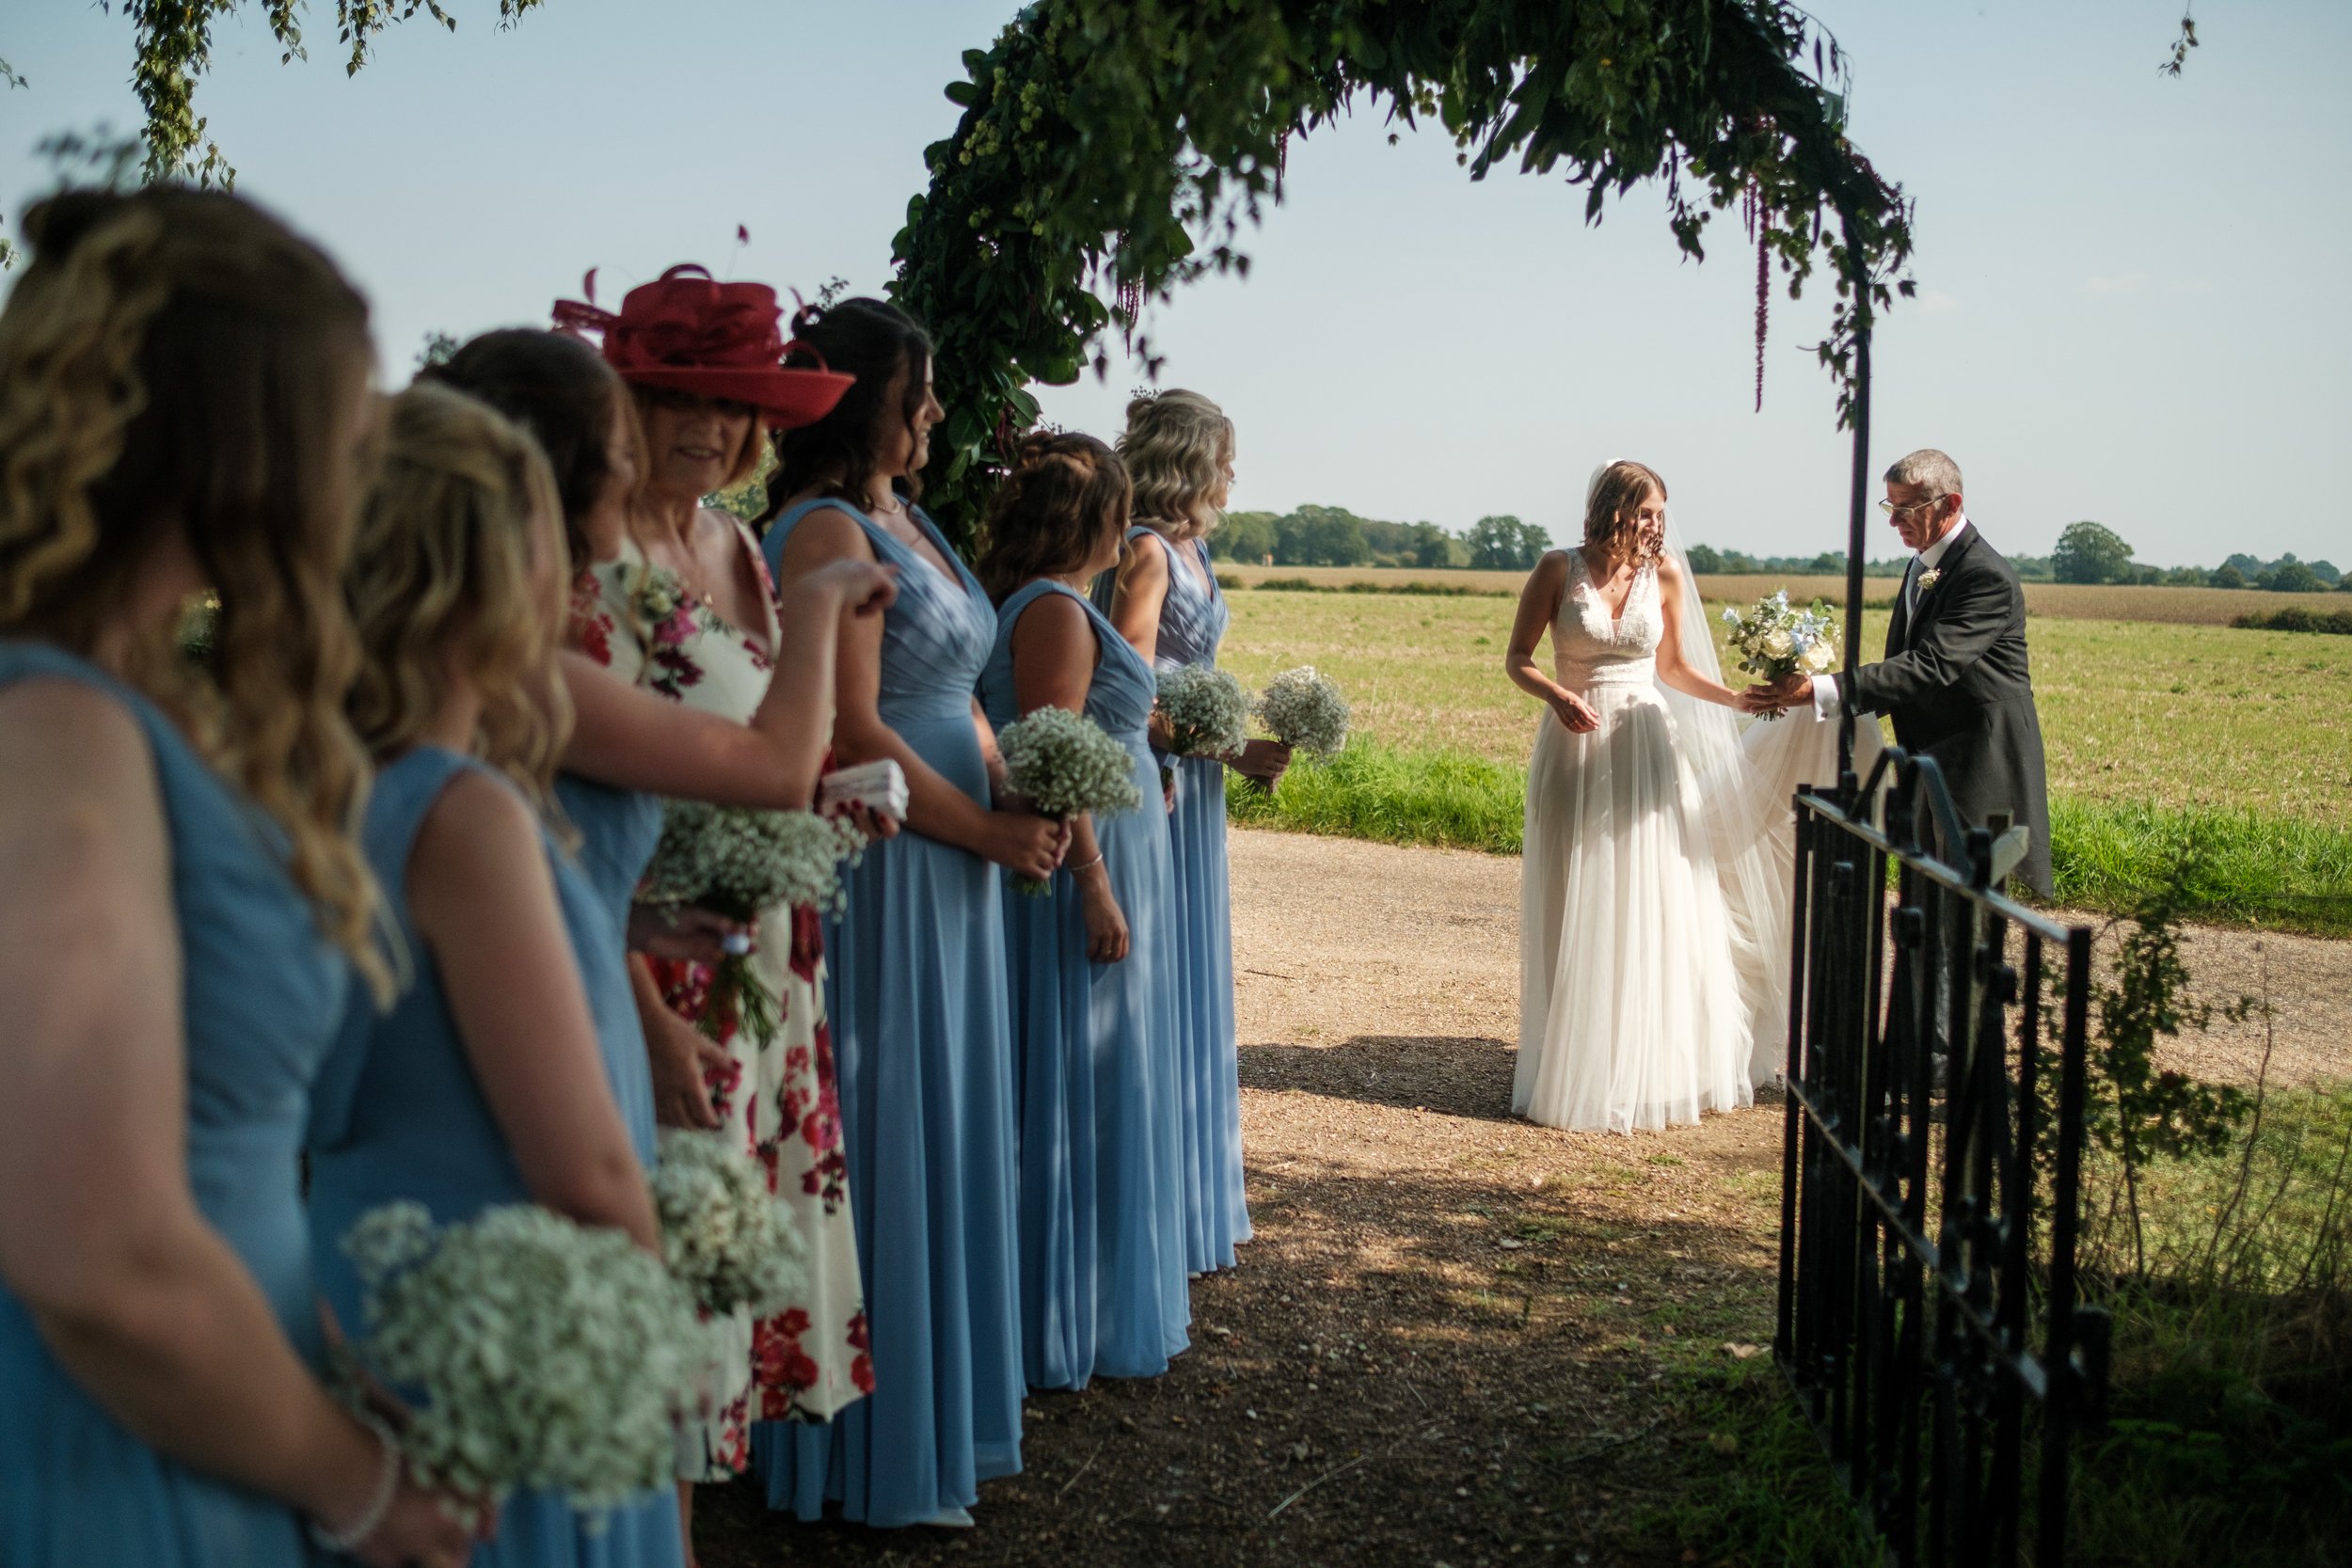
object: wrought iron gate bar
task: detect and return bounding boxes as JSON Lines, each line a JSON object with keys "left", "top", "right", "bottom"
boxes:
{"left": 1774, "top": 746, "right": 2101, "bottom": 1568}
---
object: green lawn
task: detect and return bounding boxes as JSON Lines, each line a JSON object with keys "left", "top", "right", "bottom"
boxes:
{"left": 1216, "top": 589, "right": 2352, "bottom": 934}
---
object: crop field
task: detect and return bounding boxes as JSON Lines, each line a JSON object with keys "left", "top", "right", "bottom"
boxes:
{"left": 1216, "top": 585, "right": 2352, "bottom": 932}
{"left": 1213, "top": 562, "right": 2351, "bottom": 626}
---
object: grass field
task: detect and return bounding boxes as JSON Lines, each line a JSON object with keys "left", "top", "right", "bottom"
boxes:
{"left": 1215, "top": 561, "right": 2352, "bottom": 626}
{"left": 1214, "top": 587, "right": 2352, "bottom": 933}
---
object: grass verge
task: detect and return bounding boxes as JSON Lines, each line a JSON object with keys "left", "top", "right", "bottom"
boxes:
{"left": 1228, "top": 746, "right": 2352, "bottom": 937}
{"left": 1225, "top": 743, "right": 1524, "bottom": 854}
{"left": 2066, "top": 1078, "right": 2352, "bottom": 1565}
{"left": 1627, "top": 1358, "right": 1878, "bottom": 1568}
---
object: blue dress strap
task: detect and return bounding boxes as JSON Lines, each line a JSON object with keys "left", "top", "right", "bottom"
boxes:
{"left": 764, "top": 496, "right": 986, "bottom": 599}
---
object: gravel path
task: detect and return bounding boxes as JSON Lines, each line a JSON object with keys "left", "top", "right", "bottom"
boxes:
{"left": 699, "top": 828, "right": 2349, "bottom": 1567}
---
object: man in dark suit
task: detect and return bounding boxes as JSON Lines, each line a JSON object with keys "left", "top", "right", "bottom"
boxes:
{"left": 1756, "top": 449, "right": 2052, "bottom": 895}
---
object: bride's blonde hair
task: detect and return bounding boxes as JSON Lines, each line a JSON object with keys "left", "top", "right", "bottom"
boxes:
{"left": 1581, "top": 460, "right": 1668, "bottom": 568}
{"left": 1118, "top": 388, "right": 1232, "bottom": 540}
{"left": 345, "top": 382, "right": 575, "bottom": 836}
{"left": 0, "top": 186, "right": 387, "bottom": 995}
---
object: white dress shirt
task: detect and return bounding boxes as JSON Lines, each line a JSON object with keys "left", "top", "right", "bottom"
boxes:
{"left": 1808, "top": 514, "right": 1971, "bottom": 719}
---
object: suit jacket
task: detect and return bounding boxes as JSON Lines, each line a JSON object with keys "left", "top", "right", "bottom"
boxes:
{"left": 1848, "top": 525, "right": 2053, "bottom": 895}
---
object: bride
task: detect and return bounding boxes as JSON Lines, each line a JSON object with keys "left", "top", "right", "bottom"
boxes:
{"left": 1505, "top": 460, "right": 1856, "bottom": 1133}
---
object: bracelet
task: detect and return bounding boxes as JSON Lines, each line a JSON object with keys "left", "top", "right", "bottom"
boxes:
{"left": 309, "top": 1408, "right": 402, "bottom": 1554}
{"left": 1067, "top": 851, "right": 1105, "bottom": 874}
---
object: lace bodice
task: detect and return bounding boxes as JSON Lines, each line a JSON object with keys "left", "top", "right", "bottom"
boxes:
{"left": 1552, "top": 549, "right": 1662, "bottom": 688}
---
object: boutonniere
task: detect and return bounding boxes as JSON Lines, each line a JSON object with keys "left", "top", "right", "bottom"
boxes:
{"left": 1916, "top": 567, "right": 1943, "bottom": 593}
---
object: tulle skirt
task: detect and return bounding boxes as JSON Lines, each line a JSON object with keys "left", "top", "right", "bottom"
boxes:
{"left": 1515, "top": 680, "right": 1756, "bottom": 1132}
{"left": 1166, "top": 752, "right": 1251, "bottom": 1272}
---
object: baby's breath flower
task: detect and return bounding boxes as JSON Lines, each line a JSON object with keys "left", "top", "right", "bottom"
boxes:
{"left": 343, "top": 1203, "right": 714, "bottom": 1514}
{"left": 639, "top": 804, "right": 866, "bottom": 1041}
{"left": 652, "top": 1130, "right": 808, "bottom": 1319}
{"left": 1153, "top": 664, "right": 1249, "bottom": 757}
{"left": 995, "top": 706, "right": 1142, "bottom": 895}
{"left": 1255, "top": 666, "right": 1350, "bottom": 757}
{"left": 641, "top": 803, "right": 866, "bottom": 921}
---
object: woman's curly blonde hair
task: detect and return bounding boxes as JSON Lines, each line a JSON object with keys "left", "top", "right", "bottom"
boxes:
{"left": 1581, "top": 459, "right": 1669, "bottom": 569}
{"left": 346, "top": 383, "right": 575, "bottom": 836}
{"left": 0, "top": 186, "right": 387, "bottom": 993}
{"left": 1118, "top": 388, "right": 1233, "bottom": 541}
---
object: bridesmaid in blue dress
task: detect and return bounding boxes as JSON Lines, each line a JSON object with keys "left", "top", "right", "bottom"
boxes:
{"left": 752, "top": 298, "right": 1066, "bottom": 1529}
{"left": 0, "top": 189, "right": 471, "bottom": 1568}
{"left": 310, "top": 382, "right": 677, "bottom": 1566}
{"left": 1096, "top": 390, "right": 1290, "bottom": 1275}
{"left": 976, "top": 435, "right": 1191, "bottom": 1388}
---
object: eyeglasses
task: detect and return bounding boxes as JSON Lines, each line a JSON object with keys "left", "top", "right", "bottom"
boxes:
{"left": 1877, "top": 496, "right": 1947, "bottom": 519}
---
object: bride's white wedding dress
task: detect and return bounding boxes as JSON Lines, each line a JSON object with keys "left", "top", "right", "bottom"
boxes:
{"left": 1515, "top": 552, "right": 1762, "bottom": 1132}
{"left": 1512, "top": 529, "right": 1872, "bottom": 1134}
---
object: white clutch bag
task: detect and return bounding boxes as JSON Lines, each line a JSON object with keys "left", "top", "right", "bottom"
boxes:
{"left": 817, "top": 757, "right": 909, "bottom": 823}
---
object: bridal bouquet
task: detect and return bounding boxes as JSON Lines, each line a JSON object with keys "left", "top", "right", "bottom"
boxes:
{"left": 1255, "top": 665, "right": 1351, "bottom": 757}
{"left": 1153, "top": 664, "right": 1249, "bottom": 758}
{"left": 995, "top": 705, "right": 1142, "bottom": 895}
{"left": 1719, "top": 592, "right": 1839, "bottom": 721}
{"left": 639, "top": 803, "right": 866, "bottom": 1040}
{"left": 651, "top": 1129, "right": 807, "bottom": 1319}
{"left": 340, "top": 1201, "right": 712, "bottom": 1515}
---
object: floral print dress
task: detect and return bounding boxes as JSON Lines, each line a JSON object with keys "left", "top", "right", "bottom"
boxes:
{"left": 574, "top": 523, "right": 873, "bottom": 1483}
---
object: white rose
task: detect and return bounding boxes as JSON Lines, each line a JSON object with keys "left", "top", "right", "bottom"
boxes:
{"left": 1804, "top": 639, "right": 1836, "bottom": 673}
{"left": 1762, "top": 628, "right": 1794, "bottom": 659}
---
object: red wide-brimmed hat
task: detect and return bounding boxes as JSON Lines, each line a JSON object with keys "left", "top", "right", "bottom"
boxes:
{"left": 552, "top": 263, "right": 851, "bottom": 428}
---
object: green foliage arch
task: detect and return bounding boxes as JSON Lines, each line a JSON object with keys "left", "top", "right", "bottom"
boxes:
{"left": 891, "top": 0, "right": 1916, "bottom": 543}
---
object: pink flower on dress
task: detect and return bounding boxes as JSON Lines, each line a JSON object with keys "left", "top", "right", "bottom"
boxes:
{"left": 847, "top": 1312, "right": 875, "bottom": 1394}
{"left": 567, "top": 572, "right": 615, "bottom": 667}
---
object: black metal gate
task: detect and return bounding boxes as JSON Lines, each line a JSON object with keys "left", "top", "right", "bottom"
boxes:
{"left": 1774, "top": 752, "right": 2108, "bottom": 1564}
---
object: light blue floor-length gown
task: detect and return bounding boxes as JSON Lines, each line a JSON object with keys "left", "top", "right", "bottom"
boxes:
{"left": 1096, "top": 528, "right": 1251, "bottom": 1273}
{"left": 751, "top": 499, "right": 1025, "bottom": 1527}
{"left": 979, "top": 579, "right": 1191, "bottom": 1387}
{"left": 0, "top": 642, "right": 350, "bottom": 1568}
{"left": 306, "top": 746, "right": 676, "bottom": 1568}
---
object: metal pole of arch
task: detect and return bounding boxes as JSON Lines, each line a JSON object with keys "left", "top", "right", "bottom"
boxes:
{"left": 1837, "top": 210, "right": 1872, "bottom": 798}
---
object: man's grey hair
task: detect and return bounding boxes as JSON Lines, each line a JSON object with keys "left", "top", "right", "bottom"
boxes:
{"left": 1884, "top": 448, "right": 1963, "bottom": 498}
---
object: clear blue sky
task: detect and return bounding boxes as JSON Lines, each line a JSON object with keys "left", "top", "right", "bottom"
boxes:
{"left": 5, "top": 1, "right": 2346, "bottom": 566}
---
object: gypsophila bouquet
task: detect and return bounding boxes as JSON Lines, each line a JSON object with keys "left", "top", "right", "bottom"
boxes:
{"left": 996, "top": 705, "right": 1142, "bottom": 895}
{"left": 341, "top": 1201, "right": 713, "bottom": 1517}
{"left": 651, "top": 1130, "right": 807, "bottom": 1318}
{"left": 1255, "top": 666, "right": 1351, "bottom": 757}
{"left": 1153, "top": 664, "right": 1249, "bottom": 759}
{"left": 1718, "top": 591, "right": 1839, "bottom": 721}
{"left": 639, "top": 803, "right": 866, "bottom": 1040}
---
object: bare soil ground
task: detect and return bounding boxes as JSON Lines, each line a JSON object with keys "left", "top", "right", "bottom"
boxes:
{"left": 699, "top": 829, "right": 2350, "bottom": 1568}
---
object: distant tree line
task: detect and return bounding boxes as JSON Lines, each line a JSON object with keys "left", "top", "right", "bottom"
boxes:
{"left": 1689, "top": 520, "right": 2345, "bottom": 593}
{"left": 1209, "top": 508, "right": 2342, "bottom": 594}
{"left": 1213, "top": 505, "right": 1553, "bottom": 571}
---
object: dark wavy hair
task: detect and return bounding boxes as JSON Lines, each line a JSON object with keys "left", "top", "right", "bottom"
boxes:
{"left": 975, "top": 432, "right": 1131, "bottom": 601}
{"left": 760, "top": 296, "right": 934, "bottom": 527}
{"left": 421, "top": 328, "right": 628, "bottom": 568}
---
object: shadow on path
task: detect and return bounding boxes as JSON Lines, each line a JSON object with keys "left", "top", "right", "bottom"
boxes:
{"left": 1241, "top": 1034, "right": 1521, "bottom": 1124}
